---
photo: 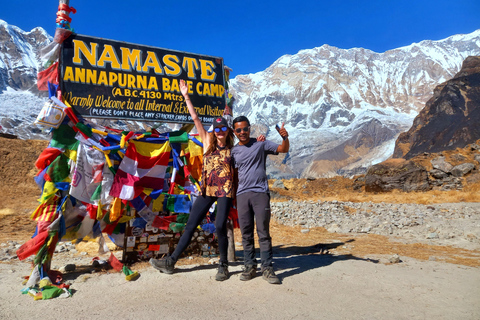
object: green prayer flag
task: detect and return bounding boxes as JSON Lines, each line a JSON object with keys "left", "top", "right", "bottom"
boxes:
{"left": 166, "top": 195, "right": 175, "bottom": 212}
{"left": 50, "top": 124, "right": 78, "bottom": 150}
{"left": 46, "top": 153, "right": 70, "bottom": 182}
{"left": 169, "top": 222, "right": 185, "bottom": 233}
{"left": 90, "top": 184, "right": 102, "bottom": 202}
{"left": 75, "top": 122, "right": 92, "bottom": 137}
{"left": 41, "top": 286, "right": 64, "bottom": 300}
{"left": 176, "top": 214, "right": 189, "bottom": 224}
{"left": 169, "top": 131, "right": 189, "bottom": 143}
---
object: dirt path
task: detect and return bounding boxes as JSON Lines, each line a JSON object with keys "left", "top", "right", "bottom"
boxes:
{"left": 1, "top": 248, "right": 479, "bottom": 319}
{"left": 1, "top": 137, "right": 479, "bottom": 319}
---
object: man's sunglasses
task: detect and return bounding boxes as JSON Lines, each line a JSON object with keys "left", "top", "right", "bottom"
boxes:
{"left": 214, "top": 126, "right": 228, "bottom": 133}
{"left": 235, "top": 126, "right": 250, "bottom": 133}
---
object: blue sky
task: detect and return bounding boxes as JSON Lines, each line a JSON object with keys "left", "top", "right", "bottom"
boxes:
{"left": 1, "top": 0, "right": 479, "bottom": 77}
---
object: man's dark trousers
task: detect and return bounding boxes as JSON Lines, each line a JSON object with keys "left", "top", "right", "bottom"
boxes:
{"left": 237, "top": 192, "right": 273, "bottom": 268}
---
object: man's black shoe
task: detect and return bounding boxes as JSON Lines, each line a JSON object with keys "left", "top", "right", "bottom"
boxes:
{"left": 239, "top": 265, "right": 257, "bottom": 281}
{"left": 262, "top": 266, "right": 281, "bottom": 284}
{"left": 149, "top": 256, "right": 175, "bottom": 274}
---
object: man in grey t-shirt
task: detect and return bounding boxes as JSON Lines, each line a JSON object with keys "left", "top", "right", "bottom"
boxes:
{"left": 231, "top": 116, "right": 289, "bottom": 284}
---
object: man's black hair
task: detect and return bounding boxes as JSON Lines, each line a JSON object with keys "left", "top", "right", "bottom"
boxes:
{"left": 233, "top": 116, "right": 250, "bottom": 126}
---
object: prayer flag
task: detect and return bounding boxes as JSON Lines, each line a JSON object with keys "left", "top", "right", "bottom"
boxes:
{"left": 110, "top": 140, "right": 171, "bottom": 200}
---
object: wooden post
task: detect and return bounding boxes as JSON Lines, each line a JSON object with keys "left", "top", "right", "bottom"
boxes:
{"left": 227, "top": 219, "right": 236, "bottom": 262}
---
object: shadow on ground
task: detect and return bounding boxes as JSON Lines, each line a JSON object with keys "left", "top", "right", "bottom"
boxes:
{"left": 272, "top": 240, "right": 379, "bottom": 280}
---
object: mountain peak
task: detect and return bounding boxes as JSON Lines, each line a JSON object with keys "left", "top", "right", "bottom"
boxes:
{"left": 0, "top": 19, "right": 51, "bottom": 40}
{"left": 230, "top": 30, "right": 480, "bottom": 178}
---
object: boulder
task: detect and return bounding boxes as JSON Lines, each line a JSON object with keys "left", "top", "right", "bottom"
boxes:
{"left": 429, "top": 169, "right": 448, "bottom": 179}
{"left": 451, "top": 163, "right": 475, "bottom": 177}
{"left": 272, "top": 179, "right": 287, "bottom": 189}
{"left": 431, "top": 156, "right": 453, "bottom": 173}
{"left": 365, "top": 160, "right": 430, "bottom": 192}
{"left": 474, "top": 154, "right": 480, "bottom": 164}
{"left": 469, "top": 143, "right": 480, "bottom": 151}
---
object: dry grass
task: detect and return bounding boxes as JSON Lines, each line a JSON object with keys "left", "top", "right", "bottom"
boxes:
{"left": 236, "top": 222, "right": 480, "bottom": 268}
{"left": 272, "top": 174, "right": 480, "bottom": 204}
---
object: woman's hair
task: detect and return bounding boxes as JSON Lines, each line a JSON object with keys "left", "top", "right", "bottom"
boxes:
{"left": 205, "top": 128, "right": 234, "bottom": 155}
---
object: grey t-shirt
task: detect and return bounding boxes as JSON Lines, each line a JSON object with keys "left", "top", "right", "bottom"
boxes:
{"left": 231, "top": 138, "right": 279, "bottom": 195}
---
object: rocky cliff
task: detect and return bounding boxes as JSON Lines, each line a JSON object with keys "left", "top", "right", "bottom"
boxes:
{"left": 393, "top": 56, "right": 480, "bottom": 159}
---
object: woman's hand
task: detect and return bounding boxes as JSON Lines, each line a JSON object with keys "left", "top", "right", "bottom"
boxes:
{"left": 257, "top": 135, "right": 266, "bottom": 142}
{"left": 180, "top": 79, "right": 189, "bottom": 98}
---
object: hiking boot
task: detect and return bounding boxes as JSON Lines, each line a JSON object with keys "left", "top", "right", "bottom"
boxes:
{"left": 239, "top": 265, "right": 257, "bottom": 281}
{"left": 262, "top": 266, "right": 281, "bottom": 284}
{"left": 215, "top": 262, "right": 229, "bottom": 281}
{"left": 149, "top": 256, "right": 175, "bottom": 274}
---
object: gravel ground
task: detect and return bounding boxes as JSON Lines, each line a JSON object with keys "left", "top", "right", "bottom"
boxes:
{"left": 272, "top": 201, "right": 480, "bottom": 250}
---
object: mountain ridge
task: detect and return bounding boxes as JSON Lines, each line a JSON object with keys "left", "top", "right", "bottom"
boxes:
{"left": 230, "top": 29, "right": 480, "bottom": 178}
{"left": 1, "top": 20, "right": 479, "bottom": 178}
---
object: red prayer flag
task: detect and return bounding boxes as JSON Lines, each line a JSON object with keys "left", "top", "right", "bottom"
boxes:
{"left": 110, "top": 140, "right": 171, "bottom": 200}
{"left": 152, "top": 215, "right": 177, "bottom": 230}
{"left": 16, "top": 230, "right": 50, "bottom": 260}
{"left": 37, "top": 62, "right": 59, "bottom": 91}
{"left": 108, "top": 253, "right": 124, "bottom": 272}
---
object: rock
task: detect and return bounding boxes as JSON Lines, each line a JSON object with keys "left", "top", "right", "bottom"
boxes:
{"left": 301, "top": 229, "right": 310, "bottom": 234}
{"left": 354, "top": 176, "right": 366, "bottom": 182}
{"left": 429, "top": 169, "right": 448, "bottom": 179}
{"left": 63, "top": 264, "right": 75, "bottom": 272}
{"left": 470, "top": 143, "right": 480, "bottom": 151}
{"left": 451, "top": 163, "right": 475, "bottom": 177}
{"left": 475, "top": 154, "right": 480, "bottom": 164}
{"left": 327, "top": 224, "right": 341, "bottom": 233}
{"left": 365, "top": 160, "right": 430, "bottom": 192}
{"left": 426, "top": 232, "right": 439, "bottom": 239}
{"left": 55, "top": 245, "right": 66, "bottom": 253}
{"left": 389, "top": 254, "right": 401, "bottom": 264}
{"left": 270, "top": 200, "right": 480, "bottom": 248}
{"left": 451, "top": 154, "right": 467, "bottom": 162}
{"left": 431, "top": 156, "right": 453, "bottom": 173}
{"left": 270, "top": 190, "right": 286, "bottom": 200}
{"left": 272, "top": 179, "right": 286, "bottom": 189}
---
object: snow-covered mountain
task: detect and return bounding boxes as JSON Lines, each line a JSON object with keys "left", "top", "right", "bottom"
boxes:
{"left": 0, "top": 20, "right": 176, "bottom": 139}
{"left": 1, "top": 19, "right": 479, "bottom": 178}
{"left": 0, "top": 19, "right": 51, "bottom": 92}
{"left": 230, "top": 30, "right": 480, "bottom": 178}
{"left": 0, "top": 19, "right": 51, "bottom": 139}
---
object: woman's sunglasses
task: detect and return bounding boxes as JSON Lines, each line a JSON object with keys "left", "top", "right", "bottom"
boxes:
{"left": 235, "top": 126, "right": 250, "bottom": 133}
{"left": 214, "top": 126, "right": 228, "bottom": 133}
